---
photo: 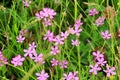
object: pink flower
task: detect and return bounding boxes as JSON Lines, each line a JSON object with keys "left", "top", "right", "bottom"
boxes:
{"left": 59, "top": 60, "right": 68, "bottom": 69}
{"left": 92, "top": 50, "right": 104, "bottom": 60}
{"left": 0, "top": 51, "right": 8, "bottom": 66}
{"left": 60, "top": 31, "right": 69, "bottom": 39}
{"left": 63, "top": 71, "right": 79, "bottom": 80}
{"left": 50, "top": 46, "right": 60, "bottom": 55}
{"left": 89, "top": 64, "right": 101, "bottom": 75}
{"left": 43, "top": 30, "right": 54, "bottom": 42}
{"left": 11, "top": 54, "right": 25, "bottom": 66}
{"left": 101, "top": 30, "right": 111, "bottom": 39}
{"left": 70, "top": 27, "right": 82, "bottom": 36}
{"left": 71, "top": 39, "right": 79, "bottom": 46}
{"left": 103, "top": 64, "right": 116, "bottom": 77}
{"left": 29, "top": 42, "right": 36, "bottom": 49}
{"left": 22, "top": 0, "right": 32, "bottom": 7}
{"left": 16, "top": 35, "right": 25, "bottom": 43}
{"left": 74, "top": 19, "right": 83, "bottom": 28}
{"left": 32, "top": 53, "right": 44, "bottom": 63}
{"left": 50, "top": 58, "right": 59, "bottom": 67}
{"left": 96, "top": 58, "right": 107, "bottom": 66}
{"left": 43, "top": 18, "right": 51, "bottom": 27}
{"left": 95, "top": 16, "right": 105, "bottom": 26}
{"left": 54, "top": 35, "right": 64, "bottom": 45}
{"left": 89, "top": 8, "right": 99, "bottom": 16}
{"left": 36, "top": 70, "right": 49, "bottom": 80}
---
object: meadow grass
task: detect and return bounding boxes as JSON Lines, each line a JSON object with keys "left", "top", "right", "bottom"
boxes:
{"left": 0, "top": 0, "right": 120, "bottom": 80}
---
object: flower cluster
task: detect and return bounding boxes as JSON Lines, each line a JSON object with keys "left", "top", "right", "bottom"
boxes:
{"left": 63, "top": 71, "right": 79, "bottom": 80}
{"left": 35, "top": 8, "right": 56, "bottom": 27}
{"left": 0, "top": 51, "right": 8, "bottom": 66}
{"left": 50, "top": 58, "right": 68, "bottom": 69}
{"left": 89, "top": 50, "right": 116, "bottom": 77}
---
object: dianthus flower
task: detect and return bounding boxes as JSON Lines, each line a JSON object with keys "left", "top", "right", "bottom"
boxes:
{"left": 36, "top": 70, "right": 49, "bottom": 80}
{"left": 50, "top": 46, "right": 60, "bottom": 55}
{"left": 43, "top": 30, "right": 54, "bottom": 42}
{"left": 95, "top": 16, "right": 105, "bottom": 26}
{"left": 89, "top": 64, "right": 101, "bottom": 75}
{"left": 0, "top": 51, "right": 8, "bottom": 66}
{"left": 103, "top": 64, "right": 116, "bottom": 77}
{"left": 101, "top": 30, "right": 111, "bottom": 39}
{"left": 11, "top": 54, "right": 25, "bottom": 66}
{"left": 50, "top": 58, "right": 59, "bottom": 67}
{"left": 89, "top": 8, "right": 99, "bottom": 16}
{"left": 16, "top": 35, "right": 25, "bottom": 43}
{"left": 59, "top": 60, "right": 68, "bottom": 69}
{"left": 71, "top": 39, "right": 79, "bottom": 46}
{"left": 22, "top": 0, "right": 32, "bottom": 7}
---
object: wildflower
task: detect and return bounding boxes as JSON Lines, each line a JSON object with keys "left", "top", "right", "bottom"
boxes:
{"left": 89, "top": 8, "right": 99, "bottom": 16}
{"left": 11, "top": 54, "right": 25, "bottom": 66}
{"left": 16, "top": 35, "right": 25, "bottom": 43}
{"left": 43, "top": 30, "right": 54, "bottom": 42}
{"left": 60, "top": 31, "right": 69, "bottom": 39}
{"left": 36, "top": 70, "right": 49, "bottom": 80}
{"left": 74, "top": 19, "right": 83, "bottom": 28}
{"left": 43, "top": 18, "right": 51, "bottom": 27}
{"left": 71, "top": 39, "right": 79, "bottom": 46}
{"left": 19, "top": 29, "right": 28, "bottom": 36}
{"left": 32, "top": 53, "right": 44, "bottom": 64}
{"left": 95, "top": 16, "right": 105, "bottom": 26}
{"left": 92, "top": 50, "right": 104, "bottom": 60}
{"left": 29, "top": 42, "right": 36, "bottom": 49}
{"left": 70, "top": 26, "right": 82, "bottom": 36}
{"left": 54, "top": 35, "right": 64, "bottom": 45}
{"left": 23, "top": 47, "right": 37, "bottom": 59}
{"left": 0, "top": 51, "right": 8, "bottom": 66}
{"left": 59, "top": 60, "right": 68, "bottom": 69}
{"left": 101, "top": 30, "right": 111, "bottom": 39}
{"left": 22, "top": 0, "right": 32, "bottom": 7}
{"left": 63, "top": 71, "right": 79, "bottom": 80}
{"left": 103, "top": 64, "right": 116, "bottom": 77}
{"left": 50, "top": 46, "right": 60, "bottom": 55}
{"left": 89, "top": 64, "right": 101, "bottom": 75}
{"left": 50, "top": 58, "right": 59, "bottom": 67}
{"left": 96, "top": 58, "right": 107, "bottom": 66}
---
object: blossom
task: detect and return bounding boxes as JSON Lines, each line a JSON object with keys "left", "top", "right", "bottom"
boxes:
{"left": 0, "top": 51, "right": 8, "bottom": 66}
{"left": 29, "top": 42, "right": 36, "bottom": 49}
{"left": 71, "top": 39, "right": 79, "bottom": 46}
{"left": 96, "top": 58, "right": 107, "bottom": 66}
{"left": 103, "top": 64, "right": 116, "bottom": 77}
{"left": 16, "top": 35, "right": 25, "bottom": 43}
{"left": 50, "top": 46, "right": 60, "bottom": 55}
{"left": 60, "top": 31, "right": 69, "bottom": 39}
{"left": 74, "top": 19, "right": 83, "bottom": 28}
{"left": 53, "top": 35, "right": 64, "bottom": 45}
{"left": 36, "top": 70, "right": 49, "bottom": 80}
{"left": 101, "top": 30, "right": 111, "bottom": 39}
{"left": 89, "top": 64, "right": 101, "bottom": 75}
{"left": 59, "top": 60, "right": 68, "bottom": 69}
{"left": 43, "top": 18, "right": 51, "bottom": 27}
{"left": 22, "top": 0, "right": 32, "bottom": 7}
{"left": 63, "top": 71, "right": 79, "bottom": 80}
{"left": 89, "top": 8, "right": 99, "bottom": 16}
{"left": 50, "top": 58, "right": 59, "bottom": 67}
{"left": 32, "top": 53, "right": 44, "bottom": 63}
{"left": 43, "top": 30, "right": 54, "bottom": 42}
{"left": 92, "top": 50, "right": 104, "bottom": 60}
{"left": 11, "top": 54, "right": 25, "bottom": 66}
{"left": 95, "top": 16, "right": 105, "bottom": 26}
{"left": 70, "top": 27, "right": 82, "bottom": 36}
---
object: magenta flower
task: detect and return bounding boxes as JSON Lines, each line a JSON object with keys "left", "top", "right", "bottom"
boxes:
{"left": 29, "top": 42, "right": 36, "bottom": 49}
{"left": 16, "top": 35, "right": 25, "bottom": 43}
{"left": 89, "top": 8, "right": 99, "bottom": 16}
{"left": 54, "top": 35, "right": 64, "bottom": 45}
{"left": 50, "top": 46, "right": 60, "bottom": 55}
{"left": 59, "top": 60, "right": 68, "bottom": 69}
{"left": 96, "top": 58, "right": 107, "bottom": 66}
{"left": 71, "top": 39, "right": 79, "bottom": 46}
{"left": 89, "top": 64, "right": 101, "bottom": 75}
{"left": 101, "top": 30, "right": 111, "bottom": 39}
{"left": 103, "top": 64, "right": 116, "bottom": 77}
{"left": 92, "top": 50, "right": 104, "bottom": 60}
{"left": 70, "top": 27, "right": 82, "bottom": 36}
{"left": 0, "top": 51, "right": 8, "bottom": 66}
{"left": 50, "top": 58, "right": 59, "bottom": 67}
{"left": 36, "top": 70, "right": 49, "bottom": 80}
{"left": 63, "top": 71, "right": 79, "bottom": 80}
{"left": 43, "top": 30, "right": 54, "bottom": 42}
{"left": 43, "top": 18, "right": 51, "bottom": 27}
{"left": 60, "top": 31, "right": 69, "bottom": 39}
{"left": 32, "top": 53, "right": 44, "bottom": 64}
{"left": 23, "top": 47, "right": 37, "bottom": 59}
{"left": 22, "top": 0, "right": 32, "bottom": 7}
{"left": 95, "top": 16, "right": 105, "bottom": 26}
{"left": 74, "top": 19, "right": 83, "bottom": 28}
{"left": 11, "top": 54, "right": 25, "bottom": 66}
